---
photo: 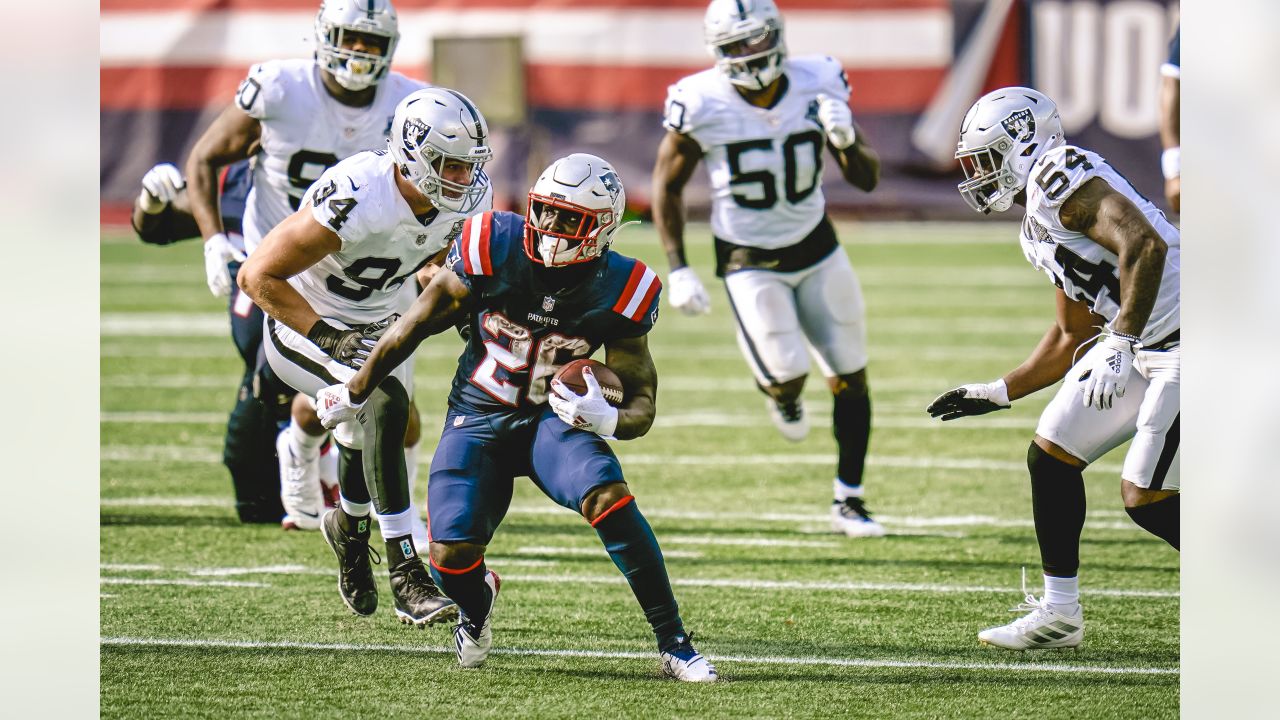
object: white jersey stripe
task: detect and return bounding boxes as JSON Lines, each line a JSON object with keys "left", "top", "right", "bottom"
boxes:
{"left": 467, "top": 216, "right": 485, "bottom": 275}
{"left": 621, "top": 267, "right": 658, "bottom": 319}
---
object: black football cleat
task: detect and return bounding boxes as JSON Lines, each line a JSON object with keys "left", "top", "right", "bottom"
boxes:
{"left": 386, "top": 536, "right": 458, "bottom": 627}
{"left": 321, "top": 509, "right": 380, "bottom": 616}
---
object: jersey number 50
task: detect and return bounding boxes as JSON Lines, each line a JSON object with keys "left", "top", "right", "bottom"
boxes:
{"left": 726, "top": 130, "right": 825, "bottom": 210}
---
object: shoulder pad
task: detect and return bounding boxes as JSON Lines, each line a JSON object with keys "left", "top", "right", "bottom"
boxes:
{"left": 611, "top": 259, "right": 662, "bottom": 323}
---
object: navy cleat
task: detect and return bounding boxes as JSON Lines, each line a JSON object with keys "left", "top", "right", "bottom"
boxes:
{"left": 660, "top": 633, "right": 718, "bottom": 682}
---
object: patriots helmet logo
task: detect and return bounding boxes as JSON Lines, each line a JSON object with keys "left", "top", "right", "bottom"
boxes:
{"left": 599, "top": 170, "right": 622, "bottom": 203}
{"left": 1001, "top": 108, "right": 1036, "bottom": 142}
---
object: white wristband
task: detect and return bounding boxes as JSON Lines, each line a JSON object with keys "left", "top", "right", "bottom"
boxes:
{"left": 1161, "top": 147, "right": 1180, "bottom": 180}
{"left": 989, "top": 378, "right": 1010, "bottom": 406}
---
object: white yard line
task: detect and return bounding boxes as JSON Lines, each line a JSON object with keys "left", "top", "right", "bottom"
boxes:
{"left": 98, "top": 564, "right": 1176, "bottom": 599}
{"left": 98, "top": 636, "right": 1176, "bottom": 676}
{"left": 100, "top": 577, "right": 269, "bottom": 588}
{"left": 515, "top": 546, "right": 703, "bottom": 559}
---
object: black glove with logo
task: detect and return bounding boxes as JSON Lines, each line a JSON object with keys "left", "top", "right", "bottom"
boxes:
{"left": 307, "top": 320, "right": 375, "bottom": 369}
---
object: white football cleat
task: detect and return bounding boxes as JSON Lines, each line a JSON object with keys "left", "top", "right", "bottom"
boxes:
{"left": 978, "top": 583, "right": 1084, "bottom": 650}
{"left": 660, "top": 635, "right": 718, "bottom": 683}
{"left": 455, "top": 570, "right": 501, "bottom": 668}
{"left": 766, "top": 397, "right": 809, "bottom": 442}
{"left": 831, "top": 498, "right": 886, "bottom": 538}
{"left": 277, "top": 430, "right": 323, "bottom": 530}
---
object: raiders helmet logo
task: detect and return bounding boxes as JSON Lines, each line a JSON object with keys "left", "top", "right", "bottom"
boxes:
{"left": 1001, "top": 109, "right": 1036, "bottom": 142}
{"left": 403, "top": 118, "right": 430, "bottom": 151}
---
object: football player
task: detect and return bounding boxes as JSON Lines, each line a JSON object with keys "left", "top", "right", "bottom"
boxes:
{"left": 184, "top": 0, "right": 431, "bottom": 531}
{"left": 239, "top": 87, "right": 493, "bottom": 627}
{"left": 314, "top": 154, "right": 718, "bottom": 682}
{"left": 1159, "top": 26, "right": 1180, "bottom": 212}
{"left": 927, "top": 87, "right": 1180, "bottom": 650}
{"left": 134, "top": 160, "right": 297, "bottom": 524}
{"left": 651, "top": 0, "right": 884, "bottom": 537}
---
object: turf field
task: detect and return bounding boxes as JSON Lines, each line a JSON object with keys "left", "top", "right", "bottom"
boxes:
{"left": 100, "top": 221, "right": 1179, "bottom": 719}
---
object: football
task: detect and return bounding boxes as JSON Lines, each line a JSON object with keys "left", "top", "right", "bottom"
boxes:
{"left": 553, "top": 358, "right": 625, "bottom": 406}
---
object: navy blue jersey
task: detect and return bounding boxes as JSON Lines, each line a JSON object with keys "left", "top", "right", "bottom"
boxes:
{"left": 220, "top": 159, "right": 253, "bottom": 235}
{"left": 1166, "top": 27, "right": 1179, "bottom": 72}
{"left": 443, "top": 211, "right": 662, "bottom": 414}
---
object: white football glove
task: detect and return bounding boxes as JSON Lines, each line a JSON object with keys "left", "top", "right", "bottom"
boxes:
{"left": 139, "top": 162, "right": 185, "bottom": 214}
{"left": 204, "top": 232, "right": 247, "bottom": 298}
{"left": 1079, "top": 334, "right": 1136, "bottom": 410}
{"left": 667, "top": 267, "right": 711, "bottom": 316}
{"left": 926, "top": 380, "right": 1011, "bottom": 421}
{"left": 316, "top": 384, "right": 364, "bottom": 430}
{"left": 548, "top": 367, "right": 619, "bottom": 438}
{"left": 816, "top": 94, "right": 857, "bottom": 150}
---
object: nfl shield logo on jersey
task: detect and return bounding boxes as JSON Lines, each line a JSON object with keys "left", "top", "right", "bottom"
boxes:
{"left": 542, "top": 296, "right": 556, "bottom": 312}
{"left": 1001, "top": 109, "right": 1036, "bottom": 142}
{"left": 415, "top": 233, "right": 429, "bottom": 247}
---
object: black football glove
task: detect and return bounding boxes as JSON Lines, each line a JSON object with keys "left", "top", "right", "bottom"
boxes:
{"left": 926, "top": 382, "right": 1011, "bottom": 421}
{"left": 307, "top": 320, "right": 375, "bottom": 369}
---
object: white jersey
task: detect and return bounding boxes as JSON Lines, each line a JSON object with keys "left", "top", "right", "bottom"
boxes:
{"left": 1020, "top": 145, "right": 1181, "bottom": 345}
{"left": 294, "top": 150, "right": 493, "bottom": 325}
{"left": 664, "top": 56, "right": 849, "bottom": 249}
{"left": 236, "top": 59, "right": 427, "bottom": 254}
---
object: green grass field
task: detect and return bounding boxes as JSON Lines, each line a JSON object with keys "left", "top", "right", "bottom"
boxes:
{"left": 101, "top": 221, "right": 1178, "bottom": 719}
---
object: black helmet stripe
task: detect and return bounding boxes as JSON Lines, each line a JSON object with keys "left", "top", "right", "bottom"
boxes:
{"left": 443, "top": 89, "right": 484, "bottom": 140}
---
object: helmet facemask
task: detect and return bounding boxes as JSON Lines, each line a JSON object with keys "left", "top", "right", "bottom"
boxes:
{"left": 956, "top": 138, "right": 1018, "bottom": 214}
{"left": 710, "top": 21, "right": 786, "bottom": 90}
{"left": 523, "top": 194, "right": 614, "bottom": 267}
{"left": 314, "top": 0, "right": 398, "bottom": 92}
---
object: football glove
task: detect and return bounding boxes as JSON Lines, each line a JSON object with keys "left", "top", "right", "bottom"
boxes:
{"left": 549, "top": 367, "right": 619, "bottom": 438}
{"left": 359, "top": 314, "right": 400, "bottom": 341}
{"left": 139, "top": 162, "right": 185, "bottom": 214}
{"left": 816, "top": 94, "right": 857, "bottom": 150}
{"left": 1079, "top": 333, "right": 1136, "bottom": 410}
{"left": 926, "top": 380, "right": 1011, "bottom": 421}
{"left": 204, "top": 233, "right": 247, "bottom": 298}
{"left": 307, "top": 320, "right": 376, "bottom": 369}
{"left": 316, "top": 384, "right": 364, "bottom": 429}
{"left": 668, "top": 267, "right": 711, "bottom": 316}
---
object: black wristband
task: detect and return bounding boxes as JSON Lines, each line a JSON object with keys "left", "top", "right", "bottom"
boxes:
{"left": 306, "top": 320, "right": 342, "bottom": 353}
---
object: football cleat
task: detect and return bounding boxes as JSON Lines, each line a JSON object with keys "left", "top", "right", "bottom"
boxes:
{"left": 978, "top": 580, "right": 1084, "bottom": 650}
{"left": 320, "top": 509, "right": 380, "bottom": 616}
{"left": 831, "top": 497, "right": 886, "bottom": 538}
{"left": 278, "top": 430, "right": 323, "bottom": 531}
{"left": 765, "top": 397, "right": 809, "bottom": 442}
{"left": 660, "top": 634, "right": 718, "bottom": 683}
{"left": 455, "top": 570, "right": 501, "bottom": 668}
{"left": 387, "top": 539, "right": 458, "bottom": 627}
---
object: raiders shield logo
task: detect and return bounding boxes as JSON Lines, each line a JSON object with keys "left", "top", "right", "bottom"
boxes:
{"left": 1001, "top": 109, "right": 1036, "bottom": 142}
{"left": 542, "top": 296, "right": 556, "bottom": 312}
{"left": 402, "top": 118, "right": 430, "bottom": 151}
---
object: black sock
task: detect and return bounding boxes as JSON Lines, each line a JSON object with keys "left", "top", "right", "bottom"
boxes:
{"left": 592, "top": 497, "right": 685, "bottom": 649}
{"left": 336, "top": 444, "right": 369, "bottom": 534}
{"left": 1126, "top": 495, "right": 1180, "bottom": 549}
{"left": 1027, "top": 443, "right": 1087, "bottom": 577}
{"left": 833, "top": 390, "right": 872, "bottom": 488}
{"left": 358, "top": 378, "right": 412, "bottom": 515}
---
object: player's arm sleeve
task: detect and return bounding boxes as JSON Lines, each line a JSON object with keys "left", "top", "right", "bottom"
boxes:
{"left": 662, "top": 83, "right": 707, "bottom": 151}
{"left": 303, "top": 166, "right": 368, "bottom": 250}
{"left": 235, "top": 62, "right": 284, "bottom": 121}
{"left": 610, "top": 262, "right": 663, "bottom": 339}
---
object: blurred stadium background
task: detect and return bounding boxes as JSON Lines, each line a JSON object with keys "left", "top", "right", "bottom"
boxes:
{"left": 100, "top": 0, "right": 1178, "bottom": 222}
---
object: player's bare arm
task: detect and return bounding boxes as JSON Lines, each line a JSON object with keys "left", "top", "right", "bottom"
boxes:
{"left": 603, "top": 334, "right": 659, "bottom": 440}
{"left": 1058, "top": 177, "right": 1168, "bottom": 339}
{"left": 651, "top": 130, "right": 704, "bottom": 270}
{"left": 1002, "top": 289, "right": 1103, "bottom": 401}
{"left": 829, "top": 121, "right": 880, "bottom": 193}
{"left": 237, "top": 207, "right": 340, "bottom": 334}
{"left": 347, "top": 267, "right": 472, "bottom": 403}
{"left": 185, "top": 105, "right": 261, "bottom": 240}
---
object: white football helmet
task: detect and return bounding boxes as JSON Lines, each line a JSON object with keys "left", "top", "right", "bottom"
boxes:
{"left": 388, "top": 88, "right": 492, "bottom": 214}
{"left": 704, "top": 0, "right": 787, "bottom": 90}
{"left": 524, "top": 154, "right": 627, "bottom": 267}
{"left": 956, "top": 86, "right": 1066, "bottom": 214}
{"left": 314, "top": 0, "right": 399, "bottom": 91}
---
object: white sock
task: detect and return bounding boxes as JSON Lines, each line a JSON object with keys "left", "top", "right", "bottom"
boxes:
{"left": 289, "top": 421, "right": 325, "bottom": 461}
{"left": 377, "top": 507, "right": 416, "bottom": 543}
{"left": 340, "top": 497, "right": 371, "bottom": 519}
{"left": 833, "top": 478, "right": 863, "bottom": 501}
{"left": 1043, "top": 574, "right": 1080, "bottom": 611}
